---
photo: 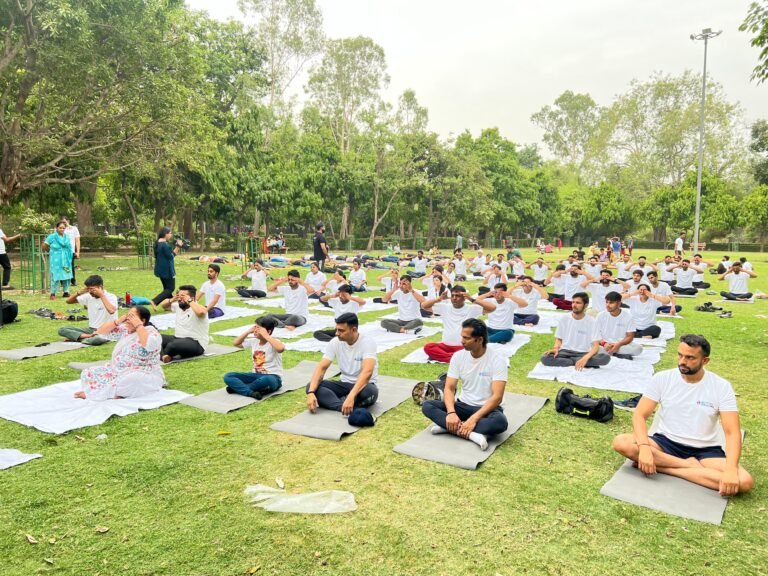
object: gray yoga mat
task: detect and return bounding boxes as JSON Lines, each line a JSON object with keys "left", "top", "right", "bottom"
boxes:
{"left": 67, "top": 343, "right": 242, "bottom": 371}
{"left": 392, "top": 393, "right": 549, "bottom": 470}
{"left": 179, "top": 360, "right": 329, "bottom": 413}
{"left": 0, "top": 341, "right": 87, "bottom": 361}
{"left": 270, "top": 375, "right": 416, "bottom": 440}
{"left": 600, "top": 425, "right": 744, "bottom": 525}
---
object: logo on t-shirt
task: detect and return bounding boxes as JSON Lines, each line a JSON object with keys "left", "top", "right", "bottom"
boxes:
{"left": 253, "top": 350, "right": 267, "bottom": 373}
{"left": 696, "top": 400, "right": 715, "bottom": 409}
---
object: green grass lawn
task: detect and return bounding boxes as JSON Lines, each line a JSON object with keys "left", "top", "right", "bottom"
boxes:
{"left": 1, "top": 249, "right": 767, "bottom": 576}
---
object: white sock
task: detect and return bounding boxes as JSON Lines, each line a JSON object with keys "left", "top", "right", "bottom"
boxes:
{"left": 430, "top": 425, "right": 448, "bottom": 435}
{"left": 468, "top": 432, "right": 489, "bottom": 451}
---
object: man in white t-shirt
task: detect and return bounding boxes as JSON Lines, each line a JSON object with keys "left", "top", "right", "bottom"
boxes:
{"left": 550, "top": 265, "right": 589, "bottom": 310}
{"left": 237, "top": 259, "right": 269, "bottom": 298}
{"left": 581, "top": 269, "right": 628, "bottom": 313}
{"left": 264, "top": 270, "right": 312, "bottom": 329}
{"left": 622, "top": 283, "right": 670, "bottom": 338}
{"left": 646, "top": 271, "right": 680, "bottom": 315}
{"left": 451, "top": 249, "right": 469, "bottom": 281}
{"left": 510, "top": 276, "right": 549, "bottom": 325}
{"left": 527, "top": 257, "right": 550, "bottom": 286}
{"left": 306, "top": 313, "right": 379, "bottom": 414}
{"left": 422, "top": 318, "right": 509, "bottom": 450}
{"left": 495, "top": 253, "right": 510, "bottom": 274}
{"left": 407, "top": 250, "right": 429, "bottom": 278}
{"left": 348, "top": 259, "right": 368, "bottom": 291}
{"left": 381, "top": 275, "right": 426, "bottom": 333}
{"left": 613, "top": 254, "right": 634, "bottom": 281}
{"left": 596, "top": 291, "right": 642, "bottom": 358}
{"left": 227, "top": 316, "right": 285, "bottom": 398}
{"left": 158, "top": 285, "right": 209, "bottom": 362}
{"left": 478, "top": 263, "right": 508, "bottom": 295}
{"left": 667, "top": 260, "right": 704, "bottom": 296}
{"left": 476, "top": 282, "right": 528, "bottom": 343}
{"left": 674, "top": 232, "right": 685, "bottom": 257}
{"left": 0, "top": 228, "right": 22, "bottom": 289}
{"left": 58, "top": 275, "right": 117, "bottom": 346}
{"left": 630, "top": 256, "right": 656, "bottom": 277}
{"left": 314, "top": 284, "right": 367, "bottom": 341}
{"left": 654, "top": 255, "right": 677, "bottom": 284}
{"left": 541, "top": 292, "right": 609, "bottom": 369}
{"left": 715, "top": 255, "right": 733, "bottom": 275}
{"left": 421, "top": 286, "right": 496, "bottom": 363}
{"left": 197, "top": 264, "right": 227, "bottom": 318}
{"left": 691, "top": 254, "right": 712, "bottom": 288}
{"left": 738, "top": 257, "right": 753, "bottom": 272}
{"left": 719, "top": 262, "right": 757, "bottom": 301}
{"left": 583, "top": 256, "right": 603, "bottom": 279}
{"left": 612, "top": 335, "right": 753, "bottom": 495}
{"left": 61, "top": 216, "right": 81, "bottom": 285}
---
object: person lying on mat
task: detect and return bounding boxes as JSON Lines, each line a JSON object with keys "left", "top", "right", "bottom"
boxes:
{"left": 380, "top": 275, "right": 426, "bottom": 334}
{"left": 75, "top": 306, "right": 165, "bottom": 400}
{"left": 718, "top": 261, "right": 757, "bottom": 301}
{"left": 421, "top": 286, "right": 496, "bottom": 363}
{"left": 157, "top": 285, "right": 209, "bottom": 363}
{"left": 612, "top": 334, "right": 754, "bottom": 496}
{"left": 621, "top": 283, "right": 670, "bottom": 339}
{"left": 262, "top": 270, "right": 311, "bottom": 330}
{"left": 59, "top": 275, "right": 117, "bottom": 346}
{"left": 541, "top": 292, "right": 610, "bottom": 370}
{"left": 314, "top": 285, "right": 367, "bottom": 341}
{"left": 306, "top": 312, "right": 379, "bottom": 415}
{"left": 226, "top": 316, "right": 284, "bottom": 399}
{"left": 421, "top": 318, "right": 508, "bottom": 451}
{"left": 596, "top": 291, "right": 642, "bottom": 359}
{"left": 197, "top": 264, "right": 227, "bottom": 318}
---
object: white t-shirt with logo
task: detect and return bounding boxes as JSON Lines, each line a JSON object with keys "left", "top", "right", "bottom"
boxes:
{"left": 650, "top": 281, "right": 672, "bottom": 298}
{"left": 486, "top": 298, "right": 518, "bottom": 330}
{"left": 328, "top": 297, "right": 361, "bottom": 316}
{"left": 625, "top": 296, "right": 661, "bottom": 330}
{"left": 278, "top": 285, "right": 309, "bottom": 318}
{"left": 531, "top": 264, "right": 549, "bottom": 282}
{"left": 349, "top": 269, "right": 366, "bottom": 287}
{"left": 644, "top": 369, "right": 737, "bottom": 448}
{"left": 511, "top": 288, "right": 541, "bottom": 315}
{"left": 391, "top": 289, "right": 421, "bottom": 321}
{"left": 248, "top": 339, "right": 282, "bottom": 376}
{"left": 595, "top": 309, "right": 636, "bottom": 343}
{"left": 725, "top": 271, "right": 750, "bottom": 294}
{"left": 246, "top": 269, "right": 267, "bottom": 292}
{"left": 555, "top": 314, "right": 599, "bottom": 353}
{"left": 199, "top": 279, "right": 227, "bottom": 312}
{"left": 77, "top": 291, "right": 118, "bottom": 329}
{"left": 171, "top": 302, "right": 209, "bottom": 350}
{"left": 432, "top": 301, "right": 483, "bottom": 345}
{"left": 323, "top": 334, "right": 378, "bottom": 384}
{"left": 673, "top": 268, "right": 696, "bottom": 289}
{"left": 412, "top": 257, "right": 429, "bottom": 274}
{"left": 447, "top": 348, "right": 507, "bottom": 407}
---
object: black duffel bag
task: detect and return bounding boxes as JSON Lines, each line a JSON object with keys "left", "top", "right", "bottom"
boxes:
{"left": 1, "top": 299, "right": 19, "bottom": 324}
{"left": 555, "top": 387, "right": 614, "bottom": 423}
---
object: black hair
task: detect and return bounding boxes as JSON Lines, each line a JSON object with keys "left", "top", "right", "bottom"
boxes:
{"left": 494, "top": 282, "right": 507, "bottom": 291}
{"left": 433, "top": 264, "right": 444, "bottom": 273}
{"left": 637, "top": 283, "right": 651, "bottom": 290}
{"left": 555, "top": 264, "right": 566, "bottom": 271}
{"left": 335, "top": 312, "right": 359, "bottom": 328}
{"left": 601, "top": 269, "right": 613, "bottom": 276}
{"left": 632, "top": 269, "right": 644, "bottom": 276}
{"left": 462, "top": 318, "right": 488, "bottom": 347}
{"left": 682, "top": 259, "right": 690, "bottom": 264}
{"left": 739, "top": 257, "right": 747, "bottom": 263}
{"left": 572, "top": 291, "right": 589, "bottom": 305}
{"left": 401, "top": 275, "right": 412, "bottom": 283}
{"left": 131, "top": 305, "right": 151, "bottom": 325}
{"left": 646, "top": 271, "right": 657, "bottom": 278}
{"left": 207, "top": 263, "right": 221, "bottom": 275}
{"left": 287, "top": 269, "right": 300, "bottom": 278}
{"left": 84, "top": 275, "right": 103, "bottom": 287}
{"left": 451, "top": 285, "right": 467, "bottom": 294}
{"left": 638, "top": 255, "right": 647, "bottom": 260}
{"left": 55, "top": 220, "right": 67, "bottom": 229}
{"left": 178, "top": 284, "right": 197, "bottom": 297}
{"left": 256, "top": 316, "right": 277, "bottom": 334}
{"left": 154, "top": 227, "right": 171, "bottom": 257}
{"left": 605, "top": 291, "right": 622, "bottom": 303}
{"left": 255, "top": 259, "right": 264, "bottom": 265}
{"left": 338, "top": 284, "right": 354, "bottom": 294}
{"left": 679, "top": 334, "right": 711, "bottom": 358}
{"left": 518, "top": 275, "right": 531, "bottom": 281}
{"left": 316, "top": 222, "right": 324, "bottom": 230}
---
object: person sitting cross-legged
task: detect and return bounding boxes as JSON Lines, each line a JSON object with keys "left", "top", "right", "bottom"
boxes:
{"left": 421, "top": 286, "right": 496, "bottom": 363}
{"left": 59, "top": 275, "right": 117, "bottom": 346}
{"left": 313, "top": 284, "right": 366, "bottom": 341}
{"left": 157, "top": 285, "right": 209, "bottom": 363}
{"left": 541, "top": 292, "right": 610, "bottom": 370}
{"left": 422, "top": 318, "right": 509, "bottom": 451}
{"left": 237, "top": 259, "right": 268, "bottom": 299}
{"left": 646, "top": 271, "right": 681, "bottom": 315}
{"left": 667, "top": 260, "right": 704, "bottom": 296}
{"left": 380, "top": 275, "right": 426, "bottom": 334}
{"left": 510, "top": 275, "right": 549, "bottom": 325}
{"left": 622, "top": 283, "right": 670, "bottom": 339}
{"left": 225, "top": 316, "right": 284, "bottom": 399}
{"left": 306, "top": 313, "right": 379, "bottom": 414}
{"left": 596, "top": 291, "right": 643, "bottom": 359}
{"left": 262, "top": 270, "right": 311, "bottom": 330}
{"left": 348, "top": 259, "right": 368, "bottom": 292}
{"left": 475, "top": 282, "right": 528, "bottom": 343}
{"left": 719, "top": 262, "right": 757, "bottom": 301}
{"left": 612, "top": 334, "right": 754, "bottom": 496}
{"left": 197, "top": 263, "right": 227, "bottom": 318}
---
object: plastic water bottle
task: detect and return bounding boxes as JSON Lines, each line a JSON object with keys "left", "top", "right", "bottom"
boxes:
{"left": 125, "top": 292, "right": 131, "bottom": 305}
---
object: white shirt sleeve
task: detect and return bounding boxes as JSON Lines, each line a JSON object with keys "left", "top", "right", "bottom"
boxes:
{"left": 642, "top": 373, "right": 664, "bottom": 402}
{"left": 322, "top": 338, "right": 338, "bottom": 363}
{"left": 491, "top": 352, "right": 508, "bottom": 382}
{"left": 446, "top": 351, "right": 462, "bottom": 380}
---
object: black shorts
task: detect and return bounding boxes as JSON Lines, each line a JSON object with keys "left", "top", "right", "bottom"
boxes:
{"left": 651, "top": 433, "right": 725, "bottom": 460}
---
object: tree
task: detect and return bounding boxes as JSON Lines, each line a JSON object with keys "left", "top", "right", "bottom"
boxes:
{"left": 740, "top": 1, "right": 768, "bottom": 83}
{"left": 743, "top": 185, "right": 768, "bottom": 248}
{"left": 750, "top": 119, "right": 768, "bottom": 185}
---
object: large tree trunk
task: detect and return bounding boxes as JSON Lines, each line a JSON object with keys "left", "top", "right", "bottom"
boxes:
{"left": 652, "top": 226, "right": 667, "bottom": 243}
{"left": 182, "top": 208, "right": 194, "bottom": 241}
{"left": 400, "top": 218, "right": 405, "bottom": 238}
{"left": 253, "top": 205, "right": 261, "bottom": 235}
{"left": 74, "top": 181, "right": 97, "bottom": 235}
{"left": 340, "top": 202, "right": 350, "bottom": 240}
{"left": 120, "top": 173, "right": 140, "bottom": 232}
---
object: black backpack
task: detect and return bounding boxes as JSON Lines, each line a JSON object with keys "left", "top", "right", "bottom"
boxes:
{"left": 555, "top": 387, "right": 614, "bottom": 423}
{"left": 1, "top": 299, "right": 18, "bottom": 325}
{"left": 411, "top": 373, "right": 448, "bottom": 405}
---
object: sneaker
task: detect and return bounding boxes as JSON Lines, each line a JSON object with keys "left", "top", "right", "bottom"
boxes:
{"left": 614, "top": 394, "right": 642, "bottom": 411}
{"left": 718, "top": 311, "right": 732, "bottom": 318}
{"left": 414, "top": 326, "right": 423, "bottom": 335}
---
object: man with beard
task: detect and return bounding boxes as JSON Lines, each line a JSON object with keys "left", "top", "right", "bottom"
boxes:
{"left": 380, "top": 275, "right": 426, "bottom": 334}
{"left": 510, "top": 275, "right": 549, "bottom": 325}
{"left": 541, "top": 292, "right": 610, "bottom": 370}
{"left": 197, "top": 263, "right": 227, "bottom": 318}
{"left": 158, "top": 285, "right": 209, "bottom": 362}
{"left": 646, "top": 271, "right": 681, "bottom": 315}
{"left": 264, "top": 270, "right": 312, "bottom": 330}
{"left": 581, "top": 269, "right": 628, "bottom": 314}
{"left": 475, "top": 283, "right": 529, "bottom": 343}
{"left": 667, "top": 259, "right": 705, "bottom": 296}
{"left": 612, "top": 335, "right": 753, "bottom": 495}
{"left": 421, "top": 318, "right": 508, "bottom": 451}
{"left": 719, "top": 261, "right": 758, "bottom": 301}
{"left": 314, "top": 285, "right": 367, "bottom": 341}
{"left": 596, "top": 291, "right": 642, "bottom": 359}
{"left": 550, "top": 264, "right": 589, "bottom": 310}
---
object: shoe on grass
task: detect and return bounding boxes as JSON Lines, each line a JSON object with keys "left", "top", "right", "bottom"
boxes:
{"left": 614, "top": 394, "right": 642, "bottom": 411}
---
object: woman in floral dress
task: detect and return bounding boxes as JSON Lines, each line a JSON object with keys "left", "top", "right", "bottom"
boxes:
{"left": 75, "top": 306, "right": 166, "bottom": 401}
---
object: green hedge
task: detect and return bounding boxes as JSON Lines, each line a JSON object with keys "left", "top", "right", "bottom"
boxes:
{"left": 81, "top": 236, "right": 136, "bottom": 251}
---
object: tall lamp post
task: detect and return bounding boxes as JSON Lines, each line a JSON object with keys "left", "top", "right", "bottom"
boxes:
{"left": 690, "top": 28, "right": 721, "bottom": 251}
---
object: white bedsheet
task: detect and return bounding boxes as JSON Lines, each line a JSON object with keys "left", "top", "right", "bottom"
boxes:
{"left": 527, "top": 356, "right": 656, "bottom": 394}
{"left": 284, "top": 323, "right": 441, "bottom": 354}
{"left": 151, "top": 306, "right": 260, "bottom": 330}
{"left": 213, "top": 314, "right": 335, "bottom": 340}
{"left": 0, "top": 449, "right": 42, "bottom": 470}
{"left": 400, "top": 334, "right": 531, "bottom": 366}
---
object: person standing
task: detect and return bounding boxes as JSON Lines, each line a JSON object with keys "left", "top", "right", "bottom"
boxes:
{"left": 313, "top": 222, "right": 329, "bottom": 271}
{"left": 61, "top": 216, "right": 81, "bottom": 285}
{"left": 674, "top": 232, "right": 685, "bottom": 257}
{"left": 42, "top": 221, "right": 73, "bottom": 300}
{"left": 152, "top": 227, "right": 183, "bottom": 308}
{"left": 0, "top": 228, "right": 22, "bottom": 289}
{"left": 455, "top": 232, "right": 463, "bottom": 251}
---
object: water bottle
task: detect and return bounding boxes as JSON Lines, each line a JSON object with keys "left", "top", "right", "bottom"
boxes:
{"left": 125, "top": 292, "right": 131, "bottom": 305}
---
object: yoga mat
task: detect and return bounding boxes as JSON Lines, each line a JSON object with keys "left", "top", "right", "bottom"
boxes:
{"left": 179, "top": 361, "right": 328, "bottom": 413}
{"left": 379, "top": 312, "right": 442, "bottom": 325}
{"left": 527, "top": 355, "right": 656, "bottom": 394}
{"left": 67, "top": 343, "right": 242, "bottom": 371}
{"left": 284, "top": 324, "right": 441, "bottom": 354}
{"left": 0, "top": 340, "right": 86, "bottom": 361}
{"left": 636, "top": 321, "right": 676, "bottom": 349}
{"left": 0, "top": 381, "right": 190, "bottom": 434}
{"left": 151, "top": 306, "right": 258, "bottom": 330}
{"left": 400, "top": 335, "right": 531, "bottom": 366}
{"left": 672, "top": 293, "right": 698, "bottom": 298}
{"left": 714, "top": 299, "right": 755, "bottom": 304}
{"left": 393, "top": 393, "right": 549, "bottom": 470}
{"left": 269, "top": 375, "right": 416, "bottom": 441}
{"left": 0, "top": 449, "right": 42, "bottom": 470}
{"left": 213, "top": 314, "right": 335, "bottom": 340}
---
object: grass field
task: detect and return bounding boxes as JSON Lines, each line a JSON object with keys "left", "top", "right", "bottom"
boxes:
{"left": 1, "top": 248, "right": 767, "bottom": 576}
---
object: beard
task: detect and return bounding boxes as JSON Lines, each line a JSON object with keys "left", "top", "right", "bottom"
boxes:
{"left": 678, "top": 363, "right": 701, "bottom": 375}
{"left": 570, "top": 272, "right": 579, "bottom": 277}
{"left": 600, "top": 279, "right": 610, "bottom": 285}
{"left": 179, "top": 302, "right": 190, "bottom": 311}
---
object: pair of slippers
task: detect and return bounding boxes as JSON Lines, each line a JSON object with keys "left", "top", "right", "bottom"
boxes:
{"left": 695, "top": 302, "right": 722, "bottom": 312}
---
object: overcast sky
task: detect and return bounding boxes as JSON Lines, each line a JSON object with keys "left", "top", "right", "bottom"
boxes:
{"left": 186, "top": 0, "right": 766, "bottom": 147}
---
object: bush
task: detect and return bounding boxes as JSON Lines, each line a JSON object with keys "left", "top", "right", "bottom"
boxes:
{"left": 81, "top": 236, "right": 135, "bottom": 252}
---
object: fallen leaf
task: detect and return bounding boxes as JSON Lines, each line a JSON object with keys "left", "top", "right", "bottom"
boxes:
{"left": 248, "top": 567, "right": 261, "bottom": 574}
{"left": 44, "top": 558, "right": 54, "bottom": 565}
{"left": 48, "top": 537, "right": 56, "bottom": 544}
{"left": 95, "top": 526, "right": 110, "bottom": 534}
{"left": 275, "top": 477, "right": 285, "bottom": 489}
{"left": 217, "top": 431, "right": 231, "bottom": 436}
{"left": 314, "top": 551, "right": 322, "bottom": 558}
{"left": 74, "top": 435, "right": 86, "bottom": 442}
{"left": 26, "top": 534, "right": 38, "bottom": 544}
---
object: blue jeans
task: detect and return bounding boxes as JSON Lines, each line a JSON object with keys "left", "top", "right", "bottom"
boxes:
{"left": 487, "top": 326, "right": 514, "bottom": 344}
{"left": 223, "top": 372, "right": 282, "bottom": 397}
{"left": 657, "top": 305, "right": 682, "bottom": 314}
{"left": 350, "top": 285, "right": 367, "bottom": 292}
{"left": 513, "top": 313, "right": 540, "bottom": 325}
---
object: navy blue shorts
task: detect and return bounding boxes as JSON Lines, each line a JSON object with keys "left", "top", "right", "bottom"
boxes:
{"left": 651, "top": 433, "right": 725, "bottom": 460}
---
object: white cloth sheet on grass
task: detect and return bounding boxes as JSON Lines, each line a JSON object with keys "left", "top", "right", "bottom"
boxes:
{"left": 714, "top": 299, "right": 755, "bottom": 304}
{"left": 0, "top": 449, "right": 42, "bottom": 470}
{"left": 513, "top": 310, "right": 564, "bottom": 334}
{"left": 244, "top": 484, "right": 357, "bottom": 514}
{"left": 284, "top": 323, "right": 441, "bottom": 354}
{"left": 636, "top": 320, "right": 675, "bottom": 348}
{"left": 0, "top": 380, "right": 190, "bottom": 434}
{"left": 400, "top": 334, "right": 531, "bottom": 366}
{"left": 379, "top": 312, "right": 442, "bottom": 325}
{"left": 151, "top": 306, "right": 259, "bottom": 330}
{"left": 527, "top": 355, "right": 657, "bottom": 394}
{"left": 213, "top": 314, "right": 335, "bottom": 340}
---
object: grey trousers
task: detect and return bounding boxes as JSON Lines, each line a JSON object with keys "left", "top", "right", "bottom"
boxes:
{"left": 381, "top": 318, "right": 423, "bottom": 332}
{"left": 261, "top": 313, "right": 307, "bottom": 328}
{"left": 541, "top": 349, "right": 610, "bottom": 367}
{"left": 58, "top": 326, "right": 109, "bottom": 346}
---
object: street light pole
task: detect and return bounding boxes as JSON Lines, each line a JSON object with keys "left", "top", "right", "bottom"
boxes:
{"left": 690, "top": 28, "right": 721, "bottom": 251}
